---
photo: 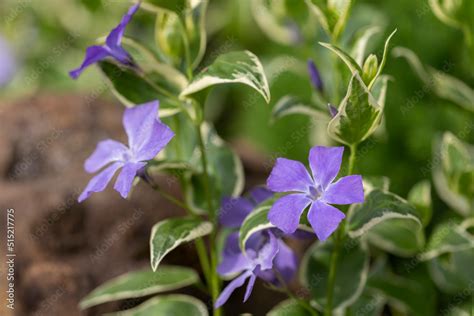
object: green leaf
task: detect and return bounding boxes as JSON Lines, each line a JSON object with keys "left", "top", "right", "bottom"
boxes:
{"left": 180, "top": 50, "right": 271, "bottom": 103}
{"left": 347, "top": 189, "right": 424, "bottom": 256}
{"left": 306, "top": 0, "right": 352, "bottom": 40}
{"left": 142, "top": 0, "right": 187, "bottom": 15}
{"left": 327, "top": 72, "right": 382, "bottom": 146}
{"left": 367, "top": 267, "right": 436, "bottom": 316}
{"left": 121, "top": 37, "right": 188, "bottom": 94}
{"left": 300, "top": 238, "right": 369, "bottom": 311}
{"left": 362, "top": 54, "right": 378, "bottom": 85}
{"left": 184, "top": 0, "right": 208, "bottom": 69}
{"left": 420, "top": 218, "right": 474, "bottom": 261}
{"left": 108, "top": 294, "right": 208, "bottom": 316}
{"left": 98, "top": 61, "right": 180, "bottom": 117}
{"left": 185, "top": 123, "right": 244, "bottom": 214}
{"left": 239, "top": 202, "right": 313, "bottom": 252}
{"left": 150, "top": 217, "right": 212, "bottom": 271}
{"left": 408, "top": 180, "right": 432, "bottom": 226}
{"left": 367, "top": 29, "right": 396, "bottom": 90}
{"left": 79, "top": 266, "right": 199, "bottom": 309}
{"left": 267, "top": 299, "right": 313, "bottom": 316}
{"left": 351, "top": 26, "right": 382, "bottom": 65}
{"left": 155, "top": 11, "right": 185, "bottom": 68}
{"left": 393, "top": 47, "right": 474, "bottom": 113}
{"left": 344, "top": 290, "right": 385, "bottom": 316}
{"left": 319, "top": 42, "right": 363, "bottom": 74}
{"left": 271, "top": 95, "right": 327, "bottom": 122}
{"left": 432, "top": 132, "right": 474, "bottom": 216}
{"left": 251, "top": 0, "right": 299, "bottom": 45}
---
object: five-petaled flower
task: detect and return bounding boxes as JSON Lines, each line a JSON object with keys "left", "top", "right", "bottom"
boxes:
{"left": 69, "top": 3, "right": 139, "bottom": 79}
{"left": 215, "top": 188, "right": 298, "bottom": 308}
{"left": 78, "top": 101, "right": 174, "bottom": 202}
{"left": 267, "top": 146, "right": 364, "bottom": 241}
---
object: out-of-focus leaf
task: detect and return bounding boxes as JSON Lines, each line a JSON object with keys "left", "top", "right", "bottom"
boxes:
{"left": 79, "top": 266, "right": 198, "bottom": 309}
{"left": 394, "top": 47, "right": 474, "bottom": 113}
{"left": 251, "top": 0, "right": 300, "bottom": 45}
{"left": 271, "top": 95, "right": 327, "bottom": 122}
{"left": 367, "top": 266, "right": 437, "bottom": 316}
{"left": 348, "top": 189, "right": 424, "bottom": 256}
{"left": 319, "top": 42, "right": 362, "bottom": 74}
{"left": 185, "top": 124, "right": 244, "bottom": 214}
{"left": 432, "top": 132, "right": 474, "bottom": 217}
{"left": 351, "top": 26, "right": 381, "bottom": 65}
{"left": 155, "top": 11, "right": 185, "bottom": 68}
{"left": 98, "top": 61, "right": 180, "bottom": 117}
{"left": 305, "top": 0, "right": 352, "bottom": 41}
{"left": 300, "top": 238, "right": 369, "bottom": 312}
{"left": 267, "top": 299, "right": 313, "bottom": 316}
{"left": 108, "top": 294, "right": 209, "bottom": 316}
{"left": 367, "top": 29, "right": 396, "bottom": 90}
{"left": 181, "top": 50, "right": 271, "bottom": 103}
{"left": 408, "top": 180, "right": 432, "bottom": 226}
{"left": 184, "top": 0, "right": 208, "bottom": 68}
{"left": 327, "top": 72, "right": 382, "bottom": 145}
{"left": 421, "top": 219, "right": 474, "bottom": 294}
{"left": 142, "top": 0, "right": 187, "bottom": 15}
{"left": 150, "top": 217, "right": 212, "bottom": 271}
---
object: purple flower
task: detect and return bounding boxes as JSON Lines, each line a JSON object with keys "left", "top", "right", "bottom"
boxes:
{"left": 267, "top": 146, "right": 364, "bottom": 241}
{"left": 307, "top": 59, "right": 323, "bottom": 92}
{"left": 69, "top": 3, "right": 139, "bottom": 79}
{"left": 219, "top": 187, "right": 273, "bottom": 228}
{"left": 216, "top": 187, "right": 298, "bottom": 308}
{"left": 215, "top": 231, "right": 297, "bottom": 308}
{"left": 78, "top": 101, "right": 174, "bottom": 202}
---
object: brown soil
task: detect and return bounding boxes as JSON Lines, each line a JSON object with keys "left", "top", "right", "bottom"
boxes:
{"left": 0, "top": 94, "right": 308, "bottom": 316}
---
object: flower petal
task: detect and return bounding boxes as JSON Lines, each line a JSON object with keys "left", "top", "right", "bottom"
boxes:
{"left": 123, "top": 101, "right": 162, "bottom": 154}
{"left": 135, "top": 120, "right": 175, "bottom": 161}
{"left": 249, "top": 187, "right": 273, "bottom": 205}
{"left": 309, "top": 146, "right": 344, "bottom": 189}
{"left": 308, "top": 59, "right": 323, "bottom": 92}
{"left": 106, "top": 3, "right": 140, "bottom": 49}
{"left": 217, "top": 233, "right": 252, "bottom": 276}
{"left": 243, "top": 273, "right": 257, "bottom": 302}
{"left": 323, "top": 175, "right": 364, "bottom": 205}
{"left": 113, "top": 162, "right": 146, "bottom": 198}
{"left": 267, "top": 158, "right": 313, "bottom": 193}
{"left": 256, "top": 231, "right": 279, "bottom": 270}
{"left": 219, "top": 197, "right": 254, "bottom": 228}
{"left": 69, "top": 45, "right": 110, "bottom": 79}
{"left": 274, "top": 240, "right": 298, "bottom": 282}
{"left": 307, "top": 200, "right": 345, "bottom": 241}
{"left": 215, "top": 271, "right": 252, "bottom": 308}
{"left": 268, "top": 194, "right": 312, "bottom": 234}
{"left": 84, "top": 139, "right": 129, "bottom": 173}
{"left": 78, "top": 162, "right": 123, "bottom": 202}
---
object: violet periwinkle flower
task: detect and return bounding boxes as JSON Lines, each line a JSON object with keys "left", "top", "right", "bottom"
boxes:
{"left": 0, "top": 35, "right": 16, "bottom": 87}
{"left": 219, "top": 187, "right": 273, "bottom": 228}
{"left": 216, "top": 187, "right": 298, "bottom": 307}
{"left": 267, "top": 146, "right": 364, "bottom": 241}
{"left": 78, "top": 101, "right": 174, "bottom": 202}
{"left": 69, "top": 3, "right": 140, "bottom": 79}
{"left": 215, "top": 231, "right": 297, "bottom": 308}
{"left": 307, "top": 59, "right": 323, "bottom": 92}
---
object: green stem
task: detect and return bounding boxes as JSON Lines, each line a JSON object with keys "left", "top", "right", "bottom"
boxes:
{"left": 325, "top": 144, "right": 358, "bottom": 316}
{"left": 195, "top": 122, "right": 221, "bottom": 316}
